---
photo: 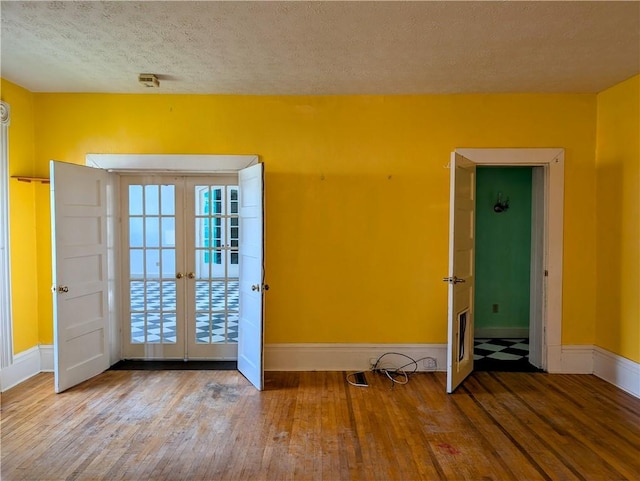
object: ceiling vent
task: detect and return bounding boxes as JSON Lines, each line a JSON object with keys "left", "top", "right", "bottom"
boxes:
{"left": 138, "top": 73, "right": 159, "bottom": 88}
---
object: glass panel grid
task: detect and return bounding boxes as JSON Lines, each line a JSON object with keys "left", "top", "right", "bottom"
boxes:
{"left": 129, "top": 280, "right": 177, "bottom": 344}
{"left": 193, "top": 184, "right": 240, "bottom": 345}
{"left": 128, "top": 183, "right": 177, "bottom": 344}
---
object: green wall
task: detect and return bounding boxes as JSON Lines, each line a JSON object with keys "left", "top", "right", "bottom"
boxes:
{"left": 475, "top": 167, "right": 533, "bottom": 334}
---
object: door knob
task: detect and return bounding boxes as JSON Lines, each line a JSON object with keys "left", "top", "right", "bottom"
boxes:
{"left": 442, "top": 276, "right": 465, "bottom": 284}
{"left": 176, "top": 273, "right": 184, "bottom": 279}
{"left": 251, "top": 284, "right": 260, "bottom": 291}
{"left": 57, "top": 285, "right": 69, "bottom": 293}
{"left": 187, "top": 272, "right": 195, "bottom": 279}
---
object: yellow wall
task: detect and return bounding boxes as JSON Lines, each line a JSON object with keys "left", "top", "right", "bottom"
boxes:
{"left": 30, "top": 93, "right": 596, "bottom": 346}
{"left": 1, "top": 83, "right": 601, "bottom": 351}
{"left": 0, "top": 79, "right": 39, "bottom": 353}
{"left": 595, "top": 75, "right": 640, "bottom": 363}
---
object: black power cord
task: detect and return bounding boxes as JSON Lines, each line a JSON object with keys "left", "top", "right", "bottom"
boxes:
{"left": 370, "top": 352, "right": 438, "bottom": 388}
{"left": 347, "top": 352, "right": 438, "bottom": 388}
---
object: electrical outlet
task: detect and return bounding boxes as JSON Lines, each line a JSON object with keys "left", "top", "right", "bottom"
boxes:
{"left": 422, "top": 358, "right": 437, "bottom": 370}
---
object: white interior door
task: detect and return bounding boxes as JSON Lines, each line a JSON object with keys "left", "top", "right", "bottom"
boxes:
{"left": 446, "top": 153, "right": 476, "bottom": 393}
{"left": 51, "top": 161, "right": 110, "bottom": 393}
{"left": 237, "top": 163, "right": 265, "bottom": 390}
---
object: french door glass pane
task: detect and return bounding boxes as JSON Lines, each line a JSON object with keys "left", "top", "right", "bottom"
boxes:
{"left": 161, "top": 249, "right": 176, "bottom": 278}
{"left": 130, "top": 250, "right": 143, "bottom": 277}
{"left": 129, "top": 218, "right": 143, "bottom": 247}
{"left": 129, "top": 185, "right": 143, "bottom": 215}
{"left": 145, "top": 217, "right": 160, "bottom": 247}
{"left": 145, "top": 185, "right": 159, "bottom": 215}
{"left": 161, "top": 185, "right": 175, "bottom": 215}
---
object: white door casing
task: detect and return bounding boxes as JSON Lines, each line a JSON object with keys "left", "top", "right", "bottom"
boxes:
{"left": 237, "top": 163, "right": 265, "bottom": 390}
{"left": 455, "top": 148, "right": 564, "bottom": 373}
{"left": 51, "top": 161, "right": 111, "bottom": 393}
{"left": 446, "top": 153, "right": 476, "bottom": 393}
{"left": 87, "top": 154, "right": 264, "bottom": 383}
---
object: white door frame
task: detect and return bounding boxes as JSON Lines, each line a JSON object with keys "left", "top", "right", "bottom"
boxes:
{"left": 86, "top": 154, "right": 259, "bottom": 365}
{"left": 456, "top": 148, "right": 564, "bottom": 372}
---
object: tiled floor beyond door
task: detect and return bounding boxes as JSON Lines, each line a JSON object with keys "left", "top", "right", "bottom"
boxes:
{"left": 473, "top": 338, "right": 542, "bottom": 372}
{"left": 130, "top": 282, "right": 239, "bottom": 344}
{"left": 474, "top": 338, "right": 529, "bottom": 361}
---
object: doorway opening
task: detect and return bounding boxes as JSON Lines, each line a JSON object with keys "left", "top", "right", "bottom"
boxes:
{"left": 473, "top": 166, "right": 541, "bottom": 372}
{"left": 446, "top": 148, "right": 564, "bottom": 393}
{"left": 51, "top": 155, "right": 266, "bottom": 393}
{"left": 121, "top": 175, "right": 240, "bottom": 361}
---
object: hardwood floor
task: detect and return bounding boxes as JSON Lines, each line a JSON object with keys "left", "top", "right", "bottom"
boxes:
{"left": 1, "top": 370, "right": 639, "bottom": 480}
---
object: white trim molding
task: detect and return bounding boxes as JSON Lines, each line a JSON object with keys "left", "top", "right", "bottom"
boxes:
{"left": 455, "top": 148, "right": 564, "bottom": 373}
{"left": 2, "top": 343, "right": 638, "bottom": 400}
{"left": 594, "top": 347, "right": 640, "bottom": 398}
{"left": 86, "top": 154, "right": 258, "bottom": 173}
{"left": 0, "top": 346, "right": 39, "bottom": 392}
{"left": 265, "top": 343, "right": 447, "bottom": 372}
{"left": 40, "top": 344, "right": 54, "bottom": 372}
{"left": 0, "top": 344, "right": 54, "bottom": 392}
{"left": 0, "top": 100, "right": 13, "bottom": 369}
{"left": 557, "top": 345, "right": 594, "bottom": 374}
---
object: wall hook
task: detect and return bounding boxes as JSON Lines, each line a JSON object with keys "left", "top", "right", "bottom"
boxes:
{"left": 494, "top": 192, "right": 509, "bottom": 213}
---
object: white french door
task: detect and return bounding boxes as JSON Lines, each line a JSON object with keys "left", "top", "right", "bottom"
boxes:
{"left": 121, "top": 175, "right": 240, "bottom": 360}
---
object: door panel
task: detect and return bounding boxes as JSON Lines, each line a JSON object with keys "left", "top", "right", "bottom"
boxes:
{"left": 51, "top": 161, "right": 110, "bottom": 393}
{"left": 237, "top": 163, "right": 264, "bottom": 390}
{"left": 446, "top": 153, "right": 476, "bottom": 393}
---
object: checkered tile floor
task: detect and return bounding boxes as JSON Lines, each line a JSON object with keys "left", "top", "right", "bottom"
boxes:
{"left": 474, "top": 338, "right": 529, "bottom": 361}
{"left": 130, "top": 281, "right": 239, "bottom": 344}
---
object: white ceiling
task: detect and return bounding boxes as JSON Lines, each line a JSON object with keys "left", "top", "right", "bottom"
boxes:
{"left": 1, "top": 1, "right": 638, "bottom": 95}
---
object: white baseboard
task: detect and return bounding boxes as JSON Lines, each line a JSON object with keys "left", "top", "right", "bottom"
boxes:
{"left": 0, "top": 346, "right": 41, "bottom": 392}
{"left": 264, "top": 343, "right": 598, "bottom": 375}
{"left": 556, "top": 345, "right": 594, "bottom": 374}
{"left": 593, "top": 347, "right": 640, "bottom": 398}
{"left": 0, "top": 344, "right": 54, "bottom": 392}
{"left": 3, "top": 344, "right": 637, "bottom": 400}
{"left": 40, "top": 344, "right": 54, "bottom": 372}
{"left": 474, "top": 328, "right": 529, "bottom": 338}
{"left": 265, "top": 343, "right": 447, "bottom": 372}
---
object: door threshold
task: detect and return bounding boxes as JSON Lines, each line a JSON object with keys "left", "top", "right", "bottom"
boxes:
{"left": 474, "top": 358, "right": 543, "bottom": 373}
{"left": 109, "top": 360, "right": 238, "bottom": 371}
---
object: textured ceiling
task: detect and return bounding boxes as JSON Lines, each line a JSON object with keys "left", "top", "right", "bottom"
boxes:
{"left": 1, "top": 1, "right": 639, "bottom": 95}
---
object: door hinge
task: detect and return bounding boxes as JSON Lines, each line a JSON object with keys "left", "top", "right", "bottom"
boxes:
{"left": 544, "top": 270, "right": 549, "bottom": 277}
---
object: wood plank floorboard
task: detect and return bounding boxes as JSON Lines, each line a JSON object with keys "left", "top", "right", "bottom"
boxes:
{"left": 1, "top": 370, "right": 639, "bottom": 481}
